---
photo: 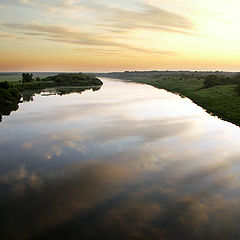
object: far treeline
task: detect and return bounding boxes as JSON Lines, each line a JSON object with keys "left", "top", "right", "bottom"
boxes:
{"left": 20, "top": 72, "right": 103, "bottom": 86}
{"left": 203, "top": 74, "right": 240, "bottom": 93}
{"left": 0, "top": 73, "right": 103, "bottom": 121}
{"left": 97, "top": 71, "right": 240, "bottom": 126}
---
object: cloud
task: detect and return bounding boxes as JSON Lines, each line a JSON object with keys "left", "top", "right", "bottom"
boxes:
{"left": 74, "top": 47, "right": 176, "bottom": 57}
{"left": 0, "top": 31, "right": 25, "bottom": 39}
{"left": 2, "top": 150, "right": 238, "bottom": 240}
{"left": 0, "top": 160, "right": 136, "bottom": 239}
{"left": 22, "top": 130, "right": 90, "bottom": 159}
{"left": 97, "top": 3, "right": 194, "bottom": 35}
{"left": 87, "top": 118, "right": 193, "bottom": 142}
{"left": 1, "top": 23, "right": 177, "bottom": 56}
{"left": 15, "top": 0, "right": 195, "bottom": 35}
{"left": 0, "top": 1, "right": 198, "bottom": 59}
{"left": 17, "top": 0, "right": 93, "bottom": 13}
{"left": 3, "top": 23, "right": 114, "bottom": 46}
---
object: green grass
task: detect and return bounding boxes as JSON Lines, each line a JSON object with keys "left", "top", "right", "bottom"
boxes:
{"left": 0, "top": 72, "right": 60, "bottom": 82}
{"left": 0, "top": 73, "right": 103, "bottom": 121}
{"left": 0, "top": 77, "right": 20, "bottom": 82}
{"left": 191, "top": 85, "right": 240, "bottom": 124}
{"left": 118, "top": 75, "right": 240, "bottom": 126}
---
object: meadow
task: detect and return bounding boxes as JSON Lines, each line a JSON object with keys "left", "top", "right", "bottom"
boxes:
{"left": 98, "top": 72, "right": 240, "bottom": 126}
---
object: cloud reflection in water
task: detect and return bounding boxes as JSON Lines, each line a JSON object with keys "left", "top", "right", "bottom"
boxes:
{"left": 1, "top": 79, "right": 240, "bottom": 239}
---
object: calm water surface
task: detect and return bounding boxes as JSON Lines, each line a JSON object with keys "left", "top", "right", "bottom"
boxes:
{"left": 1, "top": 78, "right": 240, "bottom": 240}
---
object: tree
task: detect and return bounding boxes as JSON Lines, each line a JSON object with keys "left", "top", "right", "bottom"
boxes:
{"left": 203, "top": 75, "right": 219, "bottom": 88}
{"left": 0, "top": 81, "right": 10, "bottom": 90}
{"left": 236, "top": 83, "right": 240, "bottom": 95}
{"left": 22, "top": 73, "right": 33, "bottom": 83}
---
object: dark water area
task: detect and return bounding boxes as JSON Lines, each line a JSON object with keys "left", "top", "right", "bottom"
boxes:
{"left": 1, "top": 78, "right": 240, "bottom": 240}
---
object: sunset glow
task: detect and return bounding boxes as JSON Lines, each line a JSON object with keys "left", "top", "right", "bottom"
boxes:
{"left": 1, "top": 0, "right": 240, "bottom": 72}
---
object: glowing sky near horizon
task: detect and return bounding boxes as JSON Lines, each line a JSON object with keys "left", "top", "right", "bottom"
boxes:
{"left": 1, "top": 0, "right": 240, "bottom": 72}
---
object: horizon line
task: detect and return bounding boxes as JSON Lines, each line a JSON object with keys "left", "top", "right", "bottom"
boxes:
{"left": 0, "top": 70, "right": 240, "bottom": 73}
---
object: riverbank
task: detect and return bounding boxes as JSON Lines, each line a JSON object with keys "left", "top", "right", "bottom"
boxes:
{"left": 0, "top": 73, "right": 103, "bottom": 121}
{"left": 97, "top": 72, "right": 240, "bottom": 126}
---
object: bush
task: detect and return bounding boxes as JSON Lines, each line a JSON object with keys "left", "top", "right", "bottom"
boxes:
{"left": 0, "top": 81, "right": 10, "bottom": 90}
{"left": 203, "top": 75, "right": 240, "bottom": 88}
{"left": 43, "top": 73, "right": 103, "bottom": 86}
{"left": 22, "top": 73, "right": 33, "bottom": 83}
{"left": 203, "top": 75, "right": 220, "bottom": 88}
{"left": 236, "top": 83, "right": 240, "bottom": 95}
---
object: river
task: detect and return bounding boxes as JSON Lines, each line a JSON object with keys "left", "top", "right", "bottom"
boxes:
{"left": 0, "top": 78, "right": 240, "bottom": 240}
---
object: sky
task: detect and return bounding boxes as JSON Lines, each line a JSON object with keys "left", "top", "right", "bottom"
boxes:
{"left": 1, "top": 0, "right": 240, "bottom": 72}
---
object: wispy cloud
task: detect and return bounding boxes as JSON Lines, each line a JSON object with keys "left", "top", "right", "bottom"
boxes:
{"left": 0, "top": 31, "right": 25, "bottom": 39}
{"left": 17, "top": 0, "right": 91, "bottom": 13}
{"left": 1, "top": 23, "right": 177, "bottom": 56}
{"left": 2, "top": 23, "right": 120, "bottom": 46}
{"left": 0, "top": 0, "right": 206, "bottom": 71}
{"left": 16, "top": 0, "right": 195, "bottom": 35}
{"left": 100, "top": 3, "right": 194, "bottom": 34}
{"left": 74, "top": 48, "right": 176, "bottom": 58}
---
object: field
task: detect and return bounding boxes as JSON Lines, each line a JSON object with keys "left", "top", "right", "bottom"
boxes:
{"left": 0, "top": 72, "right": 60, "bottom": 82}
{"left": 135, "top": 76, "right": 240, "bottom": 126}
{"left": 98, "top": 72, "right": 240, "bottom": 126}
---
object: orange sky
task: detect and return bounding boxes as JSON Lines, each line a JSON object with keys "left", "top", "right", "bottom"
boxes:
{"left": 1, "top": 0, "right": 240, "bottom": 72}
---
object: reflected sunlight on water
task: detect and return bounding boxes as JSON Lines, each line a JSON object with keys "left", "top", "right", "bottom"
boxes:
{"left": 1, "top": 78, "right": 240, "bottom": 239}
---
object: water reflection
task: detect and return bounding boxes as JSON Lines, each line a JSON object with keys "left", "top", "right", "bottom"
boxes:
{"left": 1, "top": 78, "right": 240, "bottom": 239}
{"left": 0, "top": 86, "right": 101, "bottom": 122}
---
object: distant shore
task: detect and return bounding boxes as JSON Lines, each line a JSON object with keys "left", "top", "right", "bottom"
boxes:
{"left": 97, "top": 71, "right": 240, "bottom": 127}
{"left": 0, "top": 73, "right": 103, "bottom": 121}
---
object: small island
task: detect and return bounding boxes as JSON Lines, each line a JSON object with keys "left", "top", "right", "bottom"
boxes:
{"left": 0, "top": 73, "right": 103, "bottom": 121}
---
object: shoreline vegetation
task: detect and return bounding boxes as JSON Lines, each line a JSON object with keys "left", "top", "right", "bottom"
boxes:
{"left": 0, "top": 73, "right": 103, "bottom": 121}
{"left": 97, "top": 71, "right": 240, "bottom": 127}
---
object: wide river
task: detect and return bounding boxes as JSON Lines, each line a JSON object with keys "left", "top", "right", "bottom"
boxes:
{"left": 1, "top": 78, "right": 240, "bottom": 240}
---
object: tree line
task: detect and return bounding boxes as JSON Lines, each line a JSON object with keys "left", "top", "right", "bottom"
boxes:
{"left": 21, "top": 73, "right": 41, "bottom": 83}
{"left": 203, "top": 74, "right": 240, "bottom": 94}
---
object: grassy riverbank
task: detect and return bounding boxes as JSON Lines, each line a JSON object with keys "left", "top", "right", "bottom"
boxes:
{"left": 98, "top": 72, "right": 240, "bottom": 126}
{"left": 0, "top": 73, "right": 103, "bottom": 121}
{"left": 134, "top": 77, "right": 240, "bottom": 126}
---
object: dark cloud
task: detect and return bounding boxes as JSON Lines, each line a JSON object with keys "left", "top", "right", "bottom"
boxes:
{"left": 2, "top": 149, "right": 240, "bottom": 240}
